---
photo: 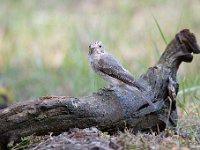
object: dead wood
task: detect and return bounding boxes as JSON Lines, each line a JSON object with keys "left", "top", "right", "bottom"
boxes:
{"left": 0, "top": 29, "right": 199, "bottom": 148}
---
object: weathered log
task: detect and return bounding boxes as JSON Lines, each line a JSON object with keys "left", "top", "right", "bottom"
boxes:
{"left": 0, "top": 29, "right": 199, "bottom": 147}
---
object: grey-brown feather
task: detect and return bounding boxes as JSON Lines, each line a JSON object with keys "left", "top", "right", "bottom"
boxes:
{"left": 96, "top": 54, "right": 145, "bottom": 91}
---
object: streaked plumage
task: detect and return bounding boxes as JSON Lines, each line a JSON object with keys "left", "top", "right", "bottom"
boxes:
{"left": 88, "top": 41, "right": 144, "bottom": 91}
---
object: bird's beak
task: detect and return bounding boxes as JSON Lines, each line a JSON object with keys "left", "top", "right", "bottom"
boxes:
{"left": 89, "top": 49, "right": 93, "bottom": 55}
{"left": 89, "top": 45, "right": 94, "bottom": 49}
{"left": 89, "top": 45, "right": 94, "bottom": 55}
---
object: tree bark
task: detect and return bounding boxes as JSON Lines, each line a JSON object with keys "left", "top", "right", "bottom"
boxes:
{"left": 0, "top": 29, "right": 199, "bottom": 147}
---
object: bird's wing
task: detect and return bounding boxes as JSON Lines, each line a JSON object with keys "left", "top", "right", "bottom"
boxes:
{"left": 97, "top": 54, "right": 144, "bottom": 91}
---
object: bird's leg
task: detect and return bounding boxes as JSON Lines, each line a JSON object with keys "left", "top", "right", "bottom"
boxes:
{"left": 109, "top": 84, "right": 114, "bottom": 88}
{"left": 100, "top": 85, "right": 112, "bottom": 91}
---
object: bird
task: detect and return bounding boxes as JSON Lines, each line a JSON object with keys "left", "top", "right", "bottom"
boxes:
{"left": 88, "top": 40, "right": 155, "bottom": 108}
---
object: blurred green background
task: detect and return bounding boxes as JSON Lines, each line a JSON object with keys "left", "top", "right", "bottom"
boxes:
{"left": 0, "top": 0, "right": 200, "bottom": 122}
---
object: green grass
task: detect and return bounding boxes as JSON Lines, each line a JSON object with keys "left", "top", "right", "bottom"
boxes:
{"left": 0, "top": 0, "right": 200, "bottom": 148}
{"left": 152, "top": 15, "right": 168, "bottom": 45}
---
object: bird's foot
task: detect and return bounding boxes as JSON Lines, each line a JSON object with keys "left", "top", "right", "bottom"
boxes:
{"left": 100, "top": 86, "right": 114, "bottom": 91}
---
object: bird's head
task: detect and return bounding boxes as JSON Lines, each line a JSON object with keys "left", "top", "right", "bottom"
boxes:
{"left": 89, "top": 41, "right": 105, "bottom": 55}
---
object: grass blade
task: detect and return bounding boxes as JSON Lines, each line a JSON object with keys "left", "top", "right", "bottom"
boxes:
{"left": 178, "top": 85, "right": 200, "bottom": 95}
{"left": 152, "top": 15, "right": 168, "bottom": 45}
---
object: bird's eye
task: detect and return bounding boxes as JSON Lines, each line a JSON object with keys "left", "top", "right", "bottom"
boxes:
{"left": 99, "top": 45, "right": 102, "bottom": 48}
